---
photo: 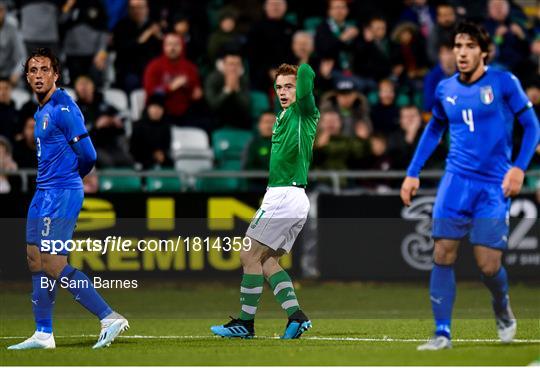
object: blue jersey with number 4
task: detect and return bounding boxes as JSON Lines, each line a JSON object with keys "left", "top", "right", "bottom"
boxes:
{"left": 34, "top": 88, "right": 88, "bottom": 189}
{"left": 432, "top": 67, "right": 532, "bottom": 183}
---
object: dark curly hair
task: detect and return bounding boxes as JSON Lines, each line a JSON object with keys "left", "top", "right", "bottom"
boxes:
{"left": 24, "top": 48, "right": 61, "bottom": 75}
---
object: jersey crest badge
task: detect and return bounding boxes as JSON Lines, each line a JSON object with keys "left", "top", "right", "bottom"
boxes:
{"left": 480, "top": 86, "right": 494, "bottom": 105}
{"left": 42, "top": 114, "right": 49, "bottom": 130}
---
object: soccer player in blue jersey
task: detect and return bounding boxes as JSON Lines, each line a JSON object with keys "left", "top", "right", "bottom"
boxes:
{"left": 400, "top": 22, "right": 540, "bottom": 351}
{"left": 8, "top": 49, "right": 129, "bottom": 350}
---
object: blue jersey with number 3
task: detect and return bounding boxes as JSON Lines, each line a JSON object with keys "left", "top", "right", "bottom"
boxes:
{"left": 432, "top": 67, "right": 532, "bottom": 183}
{"left": 34, "top": 88, "right": 88, "bottom": 189}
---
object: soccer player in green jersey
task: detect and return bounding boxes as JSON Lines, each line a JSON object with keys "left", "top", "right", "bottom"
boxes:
{"left": 211, "top": 63, "right": 320, "bottom": 339}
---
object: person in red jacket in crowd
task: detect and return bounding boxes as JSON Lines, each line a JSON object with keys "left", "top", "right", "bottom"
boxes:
{"left": 143, "top": 33, "right": 203, "bottom": 124}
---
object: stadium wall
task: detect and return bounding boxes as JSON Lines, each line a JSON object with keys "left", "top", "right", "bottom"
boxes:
{"left": 0, "top": 193, "right": 538, "bottom": 280}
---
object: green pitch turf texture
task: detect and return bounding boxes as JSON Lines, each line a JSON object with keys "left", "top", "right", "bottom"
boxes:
{"left": 1, "top": 281, "right": 539, "bottom": 365}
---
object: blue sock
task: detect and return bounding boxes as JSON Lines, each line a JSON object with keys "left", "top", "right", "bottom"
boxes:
{"left": 59, "top": 265, "right": 113, "bottom": 320}
{"left": 430, "top": 263, "right": 456, "bottom": 339}
{"left": 481, "top": 266, "right": 509, "bottom": 314}
{"left": 31, "top": 271, "right": 57, "bottom": 333}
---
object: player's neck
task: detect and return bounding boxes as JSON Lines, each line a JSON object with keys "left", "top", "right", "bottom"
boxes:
{"left": 459, "top": 64, "right": 486, "bottom": 84}
{"left": 37, "top": 85, "right": 57, "bottom": 107}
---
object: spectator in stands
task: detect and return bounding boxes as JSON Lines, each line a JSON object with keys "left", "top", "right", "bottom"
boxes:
{"left": 525, "top": 81, "right": 540, "bottom": 118}
{"left": 315, "top": 0, "right": 359, "bottom": 72}
{"left": 170, "top": 13, "right": 204, "bottom": 64}
{"left": 244, "top": 111, "right": 274, "bottom": 170}
{"left": 0, "top": 78, "right": 18, "bottom": 143}
{"left": 391, "top": 22, "right": 428, "bottom": 80}
{"left": 204, "top": 50, "right": 251, "bottom": 130}
{"left": 75, "top": 75, "right": 133, "bottom": 167}
{"left": 291, "top": 31, "right": 315, "bottom": 66}
{"left": 60, "top": 0, "right": 109, "bottom": 86}
{"left": 364, "top": 132, "right": 393, "bottom": 190}
{"left": 313, "top": 110, "right": 369, "bottom": 172}
{"left": 320, "top": 75, "right": 371, "bottom": 137}
{"left": 370, "top": 79, "right": 400, "bottom": 134}
{"left": 398, "top": 0, "right": 435, "bottom": 39}
{"left": 389, "top": 105, "right": 447, "bottom": 171}
{"left": 483, "top": 0, "right": 529, "bottom": 74}
{"left": 18, "top": 0, "right": 61, "bottom": 55}
{"left": 112, "top": 0, "right": 162, "bottom": 93}
{"left": 12, "top": 115, "right": 37, "bottom": 169}
{"left": 423, "top": 42, "right": 456, "bottom": 111}
{"left": 247, "top": 0, "right": 296, "bottom": 91}
{"left": 0, "top": 135, "right": 19, "bottom": 193}
{"left": 207, "top": 11, "right": 245, "bottom": 65}
{"left": 353, "top": 16, "right": 398, "bottom": 83}
{"left": 130, "top": 93, "right": 172, "bottom": 169}
{"left": 388, "top": 105, "right": 423, "bottom": 169}
{"left": 143, "top": 32, "right": 203, "bottom": 125}
{"left": 427, "top": 2, "right": 457, "bottom": 65}
{"left": 243, "top": 111, "right": 274, "bottom": 190}
{"left": 0, "top": 1, "right": 27, "bottom": 85}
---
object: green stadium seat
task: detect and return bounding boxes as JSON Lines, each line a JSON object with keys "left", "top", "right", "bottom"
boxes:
{"left": 250, "top": 91, "right": 270, "bottom": 120}
{"left": 99, "top": 170, "right": 142, "bottom": 192}
{"left": 195, "top": 171, "right": 246, "bottom": 192}
{"left": 146, "top": 173, "right": 182, "bottom": 192}
{"left": 303, "top": 16, "right": 323, "bottom": 32}
{"left": 212, "top": 128, "right": 253, "bottom": 167}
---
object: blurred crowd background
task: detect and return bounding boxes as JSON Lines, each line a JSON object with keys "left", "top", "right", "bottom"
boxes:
{"left": 0, "top": 0, "right": 539, "bottom": 193}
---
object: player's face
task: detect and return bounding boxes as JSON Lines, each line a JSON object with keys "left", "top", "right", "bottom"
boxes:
{"left": 275, "top": 74, "right": 296, "bottom": 109}
{"left": 453, "top": 34, "right": 487, "bottom": 75}
{"left": 26, "top": 57, "right": 58, "bottom": 95}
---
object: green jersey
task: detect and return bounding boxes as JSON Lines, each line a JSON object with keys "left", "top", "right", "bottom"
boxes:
{"left": 268, "top": 64, "right": 320, "bottom": 187}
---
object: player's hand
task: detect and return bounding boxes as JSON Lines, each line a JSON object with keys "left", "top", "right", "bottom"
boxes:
{"left": 400, "top": 176, "right": 420, "bottom": 207}
{"left": 502, "top": 167, "right": 525, "bottom": 197}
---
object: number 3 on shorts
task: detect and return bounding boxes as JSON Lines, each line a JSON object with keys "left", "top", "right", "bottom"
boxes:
{"left": 41, "top": 217, "right": 51, "bottom": 237}
{"left": 250, "top": 209, "right": 265, "bottom": 229}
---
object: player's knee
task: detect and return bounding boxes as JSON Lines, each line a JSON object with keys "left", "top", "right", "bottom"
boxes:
{"left": 240, "top": 248, "right": 260, "bottom": 267}
{"left": 41, "top": 256, "right": 67, "bottom": 279}
{"left": 477, "top": 259, "right": 501, "bottom": 277}
{"left": 433, "top": 246, "right": 457, "bottom": 265}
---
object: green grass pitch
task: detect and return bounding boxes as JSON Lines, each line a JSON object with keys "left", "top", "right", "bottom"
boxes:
{"left": 1, "top": 281, "right": 539, "bottom": 365}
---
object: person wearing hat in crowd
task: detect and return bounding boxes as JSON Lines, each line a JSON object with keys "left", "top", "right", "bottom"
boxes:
{"left": 320, "top": 75, "right": 371, "bottom": 137}
{"left": 130, "top": 93, "right": 172, "bottom": 169}
{"left": 207, "top": 10, "right": 246, "bottom": 64}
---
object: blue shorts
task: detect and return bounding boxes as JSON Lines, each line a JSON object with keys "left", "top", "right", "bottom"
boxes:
{"left": 26, "top": 188, "right": 84, "bottom": 255}
{"left": 432, "top": 172, "right": 510, "bottom": 250}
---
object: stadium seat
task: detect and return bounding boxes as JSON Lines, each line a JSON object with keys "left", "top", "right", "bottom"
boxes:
{"left": 250, "top": 91, "right": 270, "bottom": 120}
{"left": 171, "top": 127, "right": 214, "bottom": 174}
{"left": 303, "top": 16, "right": 323, "bottom": 32}
{"left": 104, "top": 88, "right": 129, "bottom": 113}
{"left": 11, "top": 88, "right": 31, "bottom": 109}
{"left": 130, "top": 89, "right": 146, "bottom": 122}
{"left": 146, "top": 172, "right": 182, "bottom": 192}
{"left": 98, "top": 169, "right": 142, "bottom": 192}
{"left": 195, "top": 170, "right": 246, "bottom": 192}
{"left": 212, "top": 128, "right": 253, "bottom": 167}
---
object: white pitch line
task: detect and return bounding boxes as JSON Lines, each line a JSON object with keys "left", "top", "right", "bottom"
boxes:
{"left": 1, "top": 335, "right": 539, "bottom": 343}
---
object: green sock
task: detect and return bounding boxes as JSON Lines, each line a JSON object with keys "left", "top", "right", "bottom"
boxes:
{"left": 239, "top": 274, "right": 264, "bottom": 320}
{"left": 268, "top": 270, "right": 300, "bottom": 317}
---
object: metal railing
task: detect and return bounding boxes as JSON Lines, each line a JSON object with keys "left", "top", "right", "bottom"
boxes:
{"left": 1, "top": 169, "right": 539, "bottom": 195}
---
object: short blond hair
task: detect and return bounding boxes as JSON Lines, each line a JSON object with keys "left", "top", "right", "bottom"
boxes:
{"left": 275, "top": 63, "right": 298, "bottom": 81}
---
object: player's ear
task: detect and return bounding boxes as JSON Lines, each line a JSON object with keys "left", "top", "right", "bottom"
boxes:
{"left": 481, "top": 51, "right": 488, "bottom": 62}
{"left": 53, "top": 72, "right": 59, "bottom": 84}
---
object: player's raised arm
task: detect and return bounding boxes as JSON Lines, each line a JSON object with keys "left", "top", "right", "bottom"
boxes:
{"left": 296, "top": 63, "right": 317, "bottom": 116}
{"left": 501, "top": 73, "right": 540, "bottom": 196}
{"left": 57, "top": 104, "right": 97, "bottom": 178}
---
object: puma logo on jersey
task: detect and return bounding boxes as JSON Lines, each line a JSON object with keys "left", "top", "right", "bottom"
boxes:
{"left": 61, "top": 107, "right": 70, "bottom": 112}
{"left": 446, "top": 96, "right": 458, "bottom": 105}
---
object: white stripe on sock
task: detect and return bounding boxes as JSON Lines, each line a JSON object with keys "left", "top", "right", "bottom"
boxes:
{"left": 240, "top": 286, "right": 263, "bottom": 294}
{"left": 281, "top": 299, "right": 299, "bottom": 310}
{"left": 241, "top": 305, "right": 257, "bottom": 315}
{"left": 273, "top": 281, "right": 293, "bottom": 295}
